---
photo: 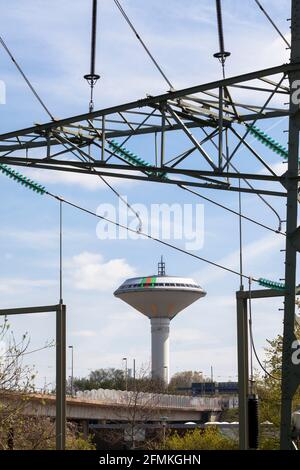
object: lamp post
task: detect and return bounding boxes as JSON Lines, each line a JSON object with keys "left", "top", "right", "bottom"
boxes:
{"left": 68, "top": 345, "right": 74, "bottom": 397}
{"left": 122, "top": 357, "right": 128, "bottom": 391}
{"left": 160, "top": 416, "right": 168, "bottom": 446}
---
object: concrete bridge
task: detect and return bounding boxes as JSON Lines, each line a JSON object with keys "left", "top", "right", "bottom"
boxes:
{"left": 18, "top": 388, "right": 230, "bottom": 424}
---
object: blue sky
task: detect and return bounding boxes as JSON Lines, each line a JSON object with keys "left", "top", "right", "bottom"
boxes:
{"left": 0, "top": 0, "right": 297, "bottom": 389}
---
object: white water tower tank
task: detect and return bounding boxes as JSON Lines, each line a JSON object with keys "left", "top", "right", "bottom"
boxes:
{"left": 114, "top": 258, "right": 206, "bottom": 384}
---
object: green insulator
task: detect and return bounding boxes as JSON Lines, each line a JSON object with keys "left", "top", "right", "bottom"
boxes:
{"left": 0, "top": 164, "right": 46, "bottom": 195}
{"left": 258, "top": 278, "right": 285, "bottom": 290}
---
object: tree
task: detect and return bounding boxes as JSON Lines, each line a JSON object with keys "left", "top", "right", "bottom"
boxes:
{"left": 73, "top": 368, "right": 125, "bottom": 392}
{"left": 73, "top": 367, "right": 164, "bottom": 394}
{"left": 168, "top": 370, "right": 204, "bottom": 393}
{"left": 221, "top": 324, "right": 300, "bottom": 449}
{"left": 0, "top": 318, "right": 95, "bottom": 450}
{"left": 0, "top": 318, "right": 36, "bottom": 449}
{"left": 90, "top": 367, "right": 165, "bottom": 450}
{"left": 256, "top": 324, "right": 300, "bottom": 431}
{"left": 118, "top": 368, "right": 163, "bottom": 449}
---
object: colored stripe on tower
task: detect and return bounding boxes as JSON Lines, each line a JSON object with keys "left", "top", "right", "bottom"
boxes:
{"left": 144, "top": 277, "right": 153, "bottom": 287}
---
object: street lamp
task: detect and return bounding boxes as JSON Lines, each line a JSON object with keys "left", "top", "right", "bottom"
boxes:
{"left": 68, "top": 345, "right": 74, "bottom": 397}
{"left": 160, "top": 416, "right": 169, "bottom": 446}
{"left": 122, "top": 357, "right": 128, "bottom": 391}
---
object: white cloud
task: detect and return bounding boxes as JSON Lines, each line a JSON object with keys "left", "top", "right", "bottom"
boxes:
{"left": 172, "top": 327, "right": 218, "bottom": 346}
{"left": 67, "top": 251, "right": 136, "bottom": 291}
{"left": 0, "top": 278, "right": 56, "bottom": 294}
{"left": 22, "top": 167, "right": 139, "bottom": 191}
{"left": 193, "top": 233, "right": 284, "bottom": 286}
{"left": 260, "top": 161, "right": 288, "bottom": 176}
{"left": 0, "top": 228, "right": 91, "bottom": 251}
{"left": 71, "top": 330, "right": 97, "bottom": 338}
{"left": 0, "top": 228, "right": 58, "bottom": 247}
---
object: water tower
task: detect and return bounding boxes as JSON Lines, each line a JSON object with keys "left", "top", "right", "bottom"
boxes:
{"left": 114, "top": 258, "right": 206, "bottom": 384}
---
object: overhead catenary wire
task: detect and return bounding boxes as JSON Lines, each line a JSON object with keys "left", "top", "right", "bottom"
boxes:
{"left": 84, "top": 0, "right": 100, "bottom": 113}
{"left": 1, "top": 11, "right": 284, "bottom": 235}
{"left": 0, "top": 32, "right": 142, "bottom": 232}
{"left": 52, "top": 130, "right": 143, "bottom": 232}
{"left": 200, "top": 119, "right": 284, "bottom": 233}
{"left": 231, "top": 163, "right": 283, "bottom": 233}
{"left": 179, "top": 185, "right": 285, "bottom": 236}
{"left": 98, "top": 173, "right": 142, "bottom": 233}
{"left": 0, "top": 13, "right": 286, "bottom": 286}
{"left": 113, "top": 0, "right": 174, "bottom": 90}
{"left": 212, "top": 2, "right": 284, "bottom": 232}
{"left": 0, "top": 35, "right": 54, "bottom": 120}
{"left": 254, "top": 0, "right": 291, "bottom": 49}
{"left": 212, "top": 1, "right": 283, "bottom": 295}
{"left": 214, "top": 0, "right": 231, "bottom": 78}
{"left": 103, "top": 135, "right": 285, "bottom": 235}
{"left": 213, "top": 0, "right": 244, "bottom": 291}
{"left": 46, "top": 190, "right": 253, "bottom": 281}
{"left": 248, "top": 278, "right": 280, "bottom": 381}
{"left": 1, "top": 157, "right": 289, "bottom": 289}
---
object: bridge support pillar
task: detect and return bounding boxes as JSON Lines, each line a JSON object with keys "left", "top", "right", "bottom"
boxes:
{"left": 82, "top": 420, "right": 89, "bottom": 440}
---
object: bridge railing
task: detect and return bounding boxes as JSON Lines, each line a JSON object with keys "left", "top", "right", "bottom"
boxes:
{"left": 76, "top": 388, "right": 223, "bottom": 411}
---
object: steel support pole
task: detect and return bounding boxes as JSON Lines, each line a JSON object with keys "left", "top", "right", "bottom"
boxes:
{"left": 236, "top": 294, "right": 249, "bottom": 450}
{"left": 101, "top": 115, "right": 105, "bottom": 161}
{"left": 56, "top": 304, "right": 66, "bottom": 450}
{"left": 280, "top": 0, "right": 300, "bottom": 450}
{"left": 160, "top": 104, "right": 166, "bottom": 167}
{"left": 218, "top": 86, "right": 224, "bottom": 169}
{"left": 0, "top": 304, "right": 66, "bottom": 449}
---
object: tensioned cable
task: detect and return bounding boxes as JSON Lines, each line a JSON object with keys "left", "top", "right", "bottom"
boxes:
{"left": 200, "top": 127, "right": 283, "bottom": 232}
{"left": 212, "top": 2, "right": 286, "bottom": 231}
{"left": 113, "top": 0, "right": 174, "bottom": 89}
{"left": 211, "top": 0, "right": 283, "bottom": 240}
{"left": 0, "top": 36, "right": 55, "bottom": 120}
{"left": 229, "top": 161, "right": 283, "bottom": 233}
{"left": 254, "top": 0, "right": 291, "bottom": 49}
{"left": 0, "top": 33, "right": 142, "bottom": 231}
{"left": 98, "top": 173, "right": 142, "bottom": 233}
{"left": 213, "top": 0, "right": 245, "bottom": 291}
{"left": 214, "top": 0, "right": 244, "bottom": 293}
{"left": 47, "top": 190, "right": 253, "bottom": 281}
{"left": 1, "top": 14, "right": 282, "bottom": 235}
{"left": 248, "top": 278, "right": 280, "bottom": 381}
{"left": 179, "top": 185, "right": 285, "bottom": 236}
{"left": 52, "top": 131, "right": 142, "bottom": 232}
{"left": 1, "top": 20, "right": 283, "bottom": 251}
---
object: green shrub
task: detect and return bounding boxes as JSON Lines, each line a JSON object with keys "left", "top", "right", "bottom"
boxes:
{"left": 161, "top": 427, "right": 238, "bottom": 450}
